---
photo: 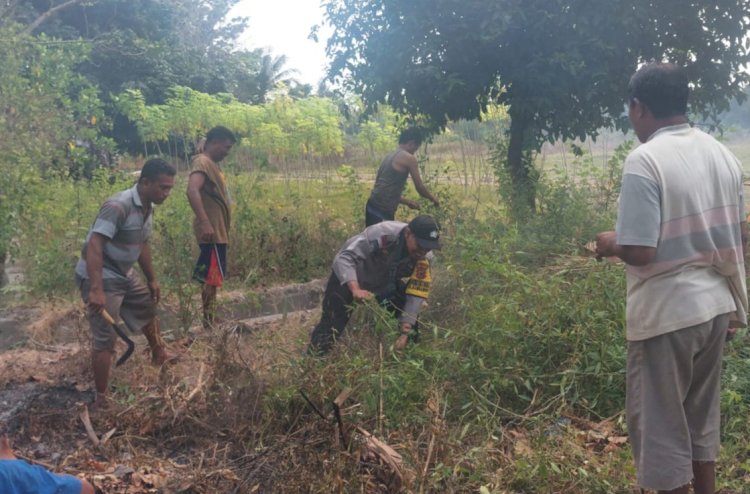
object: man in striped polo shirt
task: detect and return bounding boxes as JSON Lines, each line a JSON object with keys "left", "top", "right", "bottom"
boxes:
{"left": 596, "top": 63, "right": 747, "bottom": 493}
{"left": 75, "top": 158, "right": 178, "bottom": 410}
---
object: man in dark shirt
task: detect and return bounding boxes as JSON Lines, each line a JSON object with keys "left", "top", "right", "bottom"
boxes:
{"left": 365, "top": 128, "right": 440, "bottom": 226}
{"left": 309, "top": 215, "right": 441, "bottom": 354}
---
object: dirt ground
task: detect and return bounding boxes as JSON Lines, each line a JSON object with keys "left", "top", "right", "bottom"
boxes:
{"left": 1, "top": 267, "right": 444, "bottom": 493}
{"left": 0, "top": 273, "right": 640, "bottom": 493}
{"left": 0, "top": 287, "right": 331, "bottom": 493}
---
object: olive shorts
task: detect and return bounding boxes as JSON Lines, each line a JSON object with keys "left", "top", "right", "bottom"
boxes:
{"left": 627, "top": 313, "right": 729, "bottom": 491}
{"left": 77, "top": 271, "right": 156, "bottom": 352}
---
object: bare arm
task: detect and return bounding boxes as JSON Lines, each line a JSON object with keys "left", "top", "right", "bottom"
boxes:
{"left": 595, "top": 231, "right": 656, "bottom": 266}
{"left": 80, "top": 478, "right": 96, "bottom": 494}
{"left": 138, "top": 242, "right": 156, "bottom": 282}
{"left": 346, "top": 280, "right": 374, "bottom": 300}
{"left": 85, "top": 233, "right": 107, "bottom": 311}
{"left": 399, "top": 197, "right": 420, "bottom": 209}
{"left": 741, "top": 221, "right": 748, "bottom": 261}
{"left": 0, "top": 435, "right": 14, "bottom": 459}
{"left": 398, "top": 153, "right": 439, "bottom": 206}
{"left": 187, "top": 172, "right": 215, "bottom": 243}
{"left": 138, "top": 242, "right": 160, "bottom": 303}
{"left": 616, "top": 245, "right": 657, "bottom": 266}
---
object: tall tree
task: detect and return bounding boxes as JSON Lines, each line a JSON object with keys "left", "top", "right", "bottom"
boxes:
{"left": 253, "top": 51, "right": 301, "bottom": 103}
{"left": 324, "top": 0, "right": 750, "bottom": 213}
{"left": 12, "top": 0, "right": 248, "bottom": 100}
{"left": 0, "top": 23, "right": 108, "bottom": 272}
{"left": 7, "top": 0, "right": 252, "bottom": 152}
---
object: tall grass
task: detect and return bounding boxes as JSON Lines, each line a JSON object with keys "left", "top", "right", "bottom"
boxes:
{"left": 11, "top": 142, "right": 750, "bottom": 492}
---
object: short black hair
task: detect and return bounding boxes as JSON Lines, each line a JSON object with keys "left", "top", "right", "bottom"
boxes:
{"left": 628, "top": 63, "right": 689, "bottom": 119}
{"left": 398, "top": 127, "right": 423, "bottom": 146}
{"left": 206, "top": 126, "right": 237, "bottom": 144}
{"left": 139, "top": 157, "right": 176, "bottom": 182}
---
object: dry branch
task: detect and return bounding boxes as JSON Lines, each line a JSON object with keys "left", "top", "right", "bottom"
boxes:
{"left": 15, "top": 452, "right": 57, "bottom": 470}
{"left": 298, "top": 389, "right": 327, "bottom": 420}
{"left": 356, "top": 426, "right": 416, "bottom": 490}
{"left": 332, "top": 388, "right": 352, "bottom": 449}
{"left": 24, "top": 0, "right": 87, "bottom": 34}
{"left": 100, "top": 427, "right": 117, "bottom": 445}
{"left": 333, "top": 388, "right": 353, "bottom": 409}
{"left": 422, "top": 389, "right": 447, "bottom": 480}
{"left": 79, "top": 405, "right": 100, "bottom": 447}
{"left": 172, "top": 363, "right": 206, "bottom": 424}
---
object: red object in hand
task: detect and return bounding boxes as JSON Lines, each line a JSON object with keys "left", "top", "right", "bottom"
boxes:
{"left": 205, "top": 246, "right": 224, "bottom": 287}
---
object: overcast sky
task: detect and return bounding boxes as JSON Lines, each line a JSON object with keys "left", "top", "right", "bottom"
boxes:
{"left": 231, "top": 0, "right": 330, "bottom": 86}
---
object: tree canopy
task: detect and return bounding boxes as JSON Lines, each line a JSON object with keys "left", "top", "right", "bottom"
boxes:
{"left": 2, "top": 0, "right": 313, "bottom": 152}
{"left": 324, "top": 0, "right": 750, "bottom": 211}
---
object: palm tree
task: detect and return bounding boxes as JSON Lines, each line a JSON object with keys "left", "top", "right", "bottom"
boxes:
{"left": 253, "top": 50, "right": 300, "bottom": 103}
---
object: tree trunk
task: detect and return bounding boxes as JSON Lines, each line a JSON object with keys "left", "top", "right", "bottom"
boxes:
{"left": 505, "top": 114, "right": 536, "bottom": 215}
{"left": 0, "top": 251, "right": 7, "bottom": 289}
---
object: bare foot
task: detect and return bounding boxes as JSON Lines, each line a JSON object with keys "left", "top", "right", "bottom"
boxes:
{"left": 201, "top": 316, "right": 225, "bottom": 330}
{"left": 151, "top": 347, "right": 179, "bottom": 366}
{"left": 89, "top": 394, "right": 115, "bottom": 416}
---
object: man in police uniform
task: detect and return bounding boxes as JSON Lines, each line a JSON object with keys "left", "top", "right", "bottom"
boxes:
{"left": 309, "top": 215, "right": 441, "bottom": 354}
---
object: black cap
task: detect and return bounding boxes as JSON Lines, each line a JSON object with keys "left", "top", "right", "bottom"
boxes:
{"left": 408, "top": 215, "right": 442, "bottom": 250}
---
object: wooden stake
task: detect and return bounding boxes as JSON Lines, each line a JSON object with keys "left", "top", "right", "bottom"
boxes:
{"left": 332, "top": 388, "right": 352, "bottom": 449}
{"left": 378, "top": 342, "right": 384, "bottom": 437}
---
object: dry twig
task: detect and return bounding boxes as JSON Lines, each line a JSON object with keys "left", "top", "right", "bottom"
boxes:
{"left": 356, "top": 426, "right": 416, "bottom": 490}
{"left": 78, "top": 405, "right": 100, "bottom": 447}
{"left": 172, "top": 363, "right": 207, "bottom": 424}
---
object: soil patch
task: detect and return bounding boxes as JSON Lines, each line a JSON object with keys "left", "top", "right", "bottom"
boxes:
{"left": 0, "top": 281, "right": 330, "bottom": 492}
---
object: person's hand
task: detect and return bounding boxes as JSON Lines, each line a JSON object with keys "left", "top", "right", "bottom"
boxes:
{"left": 88, "top": 287, "right": 106, "bottom": 313}
{"left": 432, "top": 198, "right": 440, "bottom": 208}
{"left": 595, "top": 231, "right": 618, "bottom": 260}
{"left": 147, "top": 279, "right": 160, "bottom": 304}
{"left": 199, "top": 220, "right": 215, "bottom": 243}
{"left": 394, "top": 334, "right": 409, "bottom": 351}
{"left": 351, "top": 288, "right": 374, "bottom": 301}
{"left": 0, "top": 435, "right": 16, "bottom": 459}
{"left": 727, "top": 320, "right": 742, "bottom": 341}
{"left": 403, "top": 199, "right": 420, "bottom": 210}
{"left": 726, "top": 327, "right": 738, "bottom": 341}
{"left": 394, "top": 323, "right": 412, "bottom": 350}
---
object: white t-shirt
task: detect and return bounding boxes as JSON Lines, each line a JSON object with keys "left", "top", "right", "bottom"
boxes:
{"left": 616, "top": 123, "right": 747, "bottom": 341}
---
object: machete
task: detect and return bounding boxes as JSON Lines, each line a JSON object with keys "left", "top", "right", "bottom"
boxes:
{"left": 101, "top": 309, "right": 135, "bottom": 366}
